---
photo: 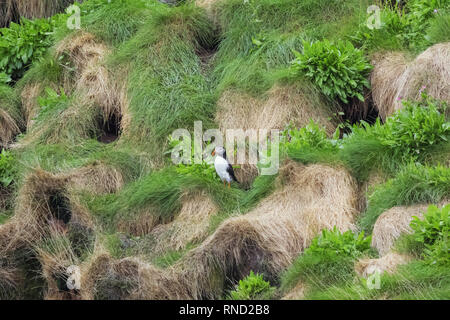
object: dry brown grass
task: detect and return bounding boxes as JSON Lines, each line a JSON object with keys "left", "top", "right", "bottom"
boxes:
{"left": 281, "top": 281, "right": 306, "bottom": 300}
{"left": 0, "top": 0, "right": 77, "bottom": 27}
{"left": 79, "top": 246, "right": 189, "bottom": 300}
{"left": 20, "top": 82, "right": 44, "bottom": 129}
{"left": 371, "top": 201, "right": 449, "bottom": 256}
{"left": 150, "top": 191, "right": 218, "bottom": 254}
{"left": 116, "top": 208, "right": 160, "bottom": 237}
{"left": 216, "top": 85, "right": 336, "bottom": 185}
{"left": 355, "top": 251, "right": 412, "bottom": 277}
{"left": 169, "top": 161, "right": 359, "bottom": 299}
{"left": 81, "top": 161, "right": 360, "bottom": 300}
{"left": 371, "top": 43, "right": 450, "bottom": 120}
{"left": 55, "top": 32, "right": 126, "bottom": 121}
{"left": 0, "top": 163, "right": 124, "bottom": 299}
{"left": 0, "top": 108, "right": 20, "bottom": 148}
{"left": 69, "top": 161, "right": 124, "bottom": 194}
{"left": 17, "top": 32, "right": 129, "bottom": 146}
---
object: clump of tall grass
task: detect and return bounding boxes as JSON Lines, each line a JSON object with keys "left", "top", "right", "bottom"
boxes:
{"left": 360, "top": 163, "right": 450, "bottom": 232}
{"left": 281, "top": 227, "right": 372, "bottom": 294}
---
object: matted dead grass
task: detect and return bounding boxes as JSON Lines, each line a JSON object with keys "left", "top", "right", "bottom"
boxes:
{"left": 116, "top": 208, "right": 160, "bottom": 237}
{"left": 0, "top": 163, "right": 124, "bottom": 298}
{"left": 371, "top": 201, "right": 449, "bottom": 256}
{"left": 281, "top": 281, "right": 306, "bottom": 300}
{"left": 0, "top": 0, "right": 76, "bottom": 26}
{"left": 170, "top": 160, "right": 359, "bottom": 299}
{"left": 20, "top": 82, "right": 44, "bottom": 129}
{"left": 371, "top": 43, "right": 450, "bottom": 120}
{"left": 0, "top": 108, "right": 20, "bottom": 148}
{"left": 216, "top": 85, "right": 336, "bottom": 185}
{"left": 69, "top": 161, "right": 124, "bottom": 194}
{"left": 79, "top": 247, "right": 189, "bottom": 300}
{"left": 355, "top": 251, "right": 412, "bottom": 277}
{"left": 14, "top": 32, "right": 129, "bottom": 147}
{"left": 55, "top": 32, "right": 126, "bottom": 121}
{"left": 150, "top": 191, "right": 218, "bottom": 254}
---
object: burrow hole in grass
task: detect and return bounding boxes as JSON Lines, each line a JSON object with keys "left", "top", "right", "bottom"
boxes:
{"left": 339, "top": 89, "right": 380, "bottom": 135}
{"left": 48, "top": 191, "right": 72, "bottom": 225}
{"left": 220, "top": 239, "right": 274, "bottom": 298}
{"left": 195, "top": 30, "right": 221, "bottom": 70}
{"left": 98, "top": 113, "right": 122, "bottom": 144}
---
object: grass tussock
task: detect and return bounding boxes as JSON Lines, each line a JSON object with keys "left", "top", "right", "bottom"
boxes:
{"left": 371, "top": 204, "right": 435, "bottom": 256}
{"left": 355, "top": 251, "right": 412, "bottom": 277}
{"left": 0, "top": 84, "right": 23, "bottom": 147}
{"left": 360, "top": 164, "right": 450, "bottom": 233}
{"left": 171, "top": 161, "right": 359, "bottom": 299}
{"left": 371, "top": 43, "right": 450, "bottom": 120}
{"left": 150, "top": 191, "right": 218, "bottom": 254}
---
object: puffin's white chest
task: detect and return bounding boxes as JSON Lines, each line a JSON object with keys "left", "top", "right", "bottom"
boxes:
{"left": 214, "top": 156, "right": 231, "bottom": 182}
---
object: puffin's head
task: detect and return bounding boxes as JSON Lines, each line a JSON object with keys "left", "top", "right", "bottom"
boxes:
{"left": 212, "top": 146, "right": 226, "bottom": 158}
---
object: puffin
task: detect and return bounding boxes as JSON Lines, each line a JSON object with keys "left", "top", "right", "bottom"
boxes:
{"left": 212, "top": 146, "right": 239, "bottom": 188}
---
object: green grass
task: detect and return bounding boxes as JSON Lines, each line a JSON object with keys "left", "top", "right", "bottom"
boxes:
{"left": 213, "top": 0, "right": 368, "bottom": 96}
{"left": 360, "top": 164, "right": 450, "bottom": 233}
{"left": 2, "top": 0, "right": 449, "bottom": 300}
{"left": 107, "top": 2, "right": 216, "bottom": 162}
{"left": 0, "top": 84, "right": 22, "bottom": 127}
{"left": 281, "top": 228, "right": 373, "bottom": 294}
{"left": 306, "top": 260, "right": 450, "bottom": 300}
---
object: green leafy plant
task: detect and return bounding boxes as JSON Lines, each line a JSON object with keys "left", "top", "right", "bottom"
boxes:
{"left": 227, "top": 271, "right": 275, "bottom": 300}
{"left": 308, "top": 227, "right": 372, "bottom": 260}
{"left": 377, "top": 93, "right": 449, "bottom": 161}
{"left": 351, "top": 0, "right": 450, "bottom": 52}
{"left": 0, "top": 17, "right": 57, "bottom": 81}
{"left": 36, "top": 87, "right": 69, "bottom": 121}
{"left": 282, "top": 120, "right": 339, "bottom": 152}
{"left": 410, "top": 204, "right": 449, "bottom": 265}
{"left": 281, "top": 227, "right": 371, "bottom": 291}
{"left": 0, "top": 149, "right": 16, "bottom": 188}
{"left": 290, "top": 40, "right": 372, "bottom": 103}
{"left": 340, "top": 94, "right": 449, "bottom": 179}
{"left": 0, "top": 72, "right": 12, "bottom": 84}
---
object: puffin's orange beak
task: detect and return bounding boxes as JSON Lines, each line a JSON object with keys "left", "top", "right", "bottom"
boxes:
{"left": 212, "top": 150, "right": 216, "bottom": 156}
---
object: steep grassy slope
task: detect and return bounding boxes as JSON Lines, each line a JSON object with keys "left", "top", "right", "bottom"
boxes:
{"left": 0, "top": 0, "right": 449, "bottom": 300}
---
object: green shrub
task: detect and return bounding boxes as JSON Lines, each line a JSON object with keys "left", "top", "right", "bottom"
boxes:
{"left": 282, "top": 121, "right": 342, "bottom": 165}
{"left": 227, "top": 271, "right": 275, "bottom": 300}
{"left": 281, "top": 227, "right": 371, "bottom": 291}
{"left": 0, "top": 18, "right": 57, "bottom": 81}
{"left": 410, "top": 204, "right": 449, "bottom": 265}
{"left": 0, "top": 72, "right": 12, "bottom": 84}
{"left": 166, "top": 136, "right": 218, "bottom": 182}
{"left": 341, "top": 94, "right": 449, "bottom": 179}
{"left": 351, "top": 0, "right": 450, "bottom": 52}
{"left": 308, "top": 227, "right": 372, "bottom": 259}
{"left": 377, "top": 94, "right": 449, "bottom": 162}
{"left": 0, "top": 149, "right": 16, "bottom": 188}
{"left": 290, "top": 39, "right": 372, "bottom": 103}
{"left": 282, "top": 120, "right": 339, "bottom": 152}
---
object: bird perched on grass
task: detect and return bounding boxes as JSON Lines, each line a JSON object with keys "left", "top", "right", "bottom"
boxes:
{"left": 212, "top": 146, "right": 238, "bottom": 188}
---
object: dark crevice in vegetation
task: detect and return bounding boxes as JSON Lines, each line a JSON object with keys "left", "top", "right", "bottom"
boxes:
{"left": 48, "top": 191, "right": 72, "bottom": 224}
{"left": 341, "top": 89, "right": 379, "bottom": 125}
{"left": 98, "top": 113, "right": 121, "bottom": 144}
